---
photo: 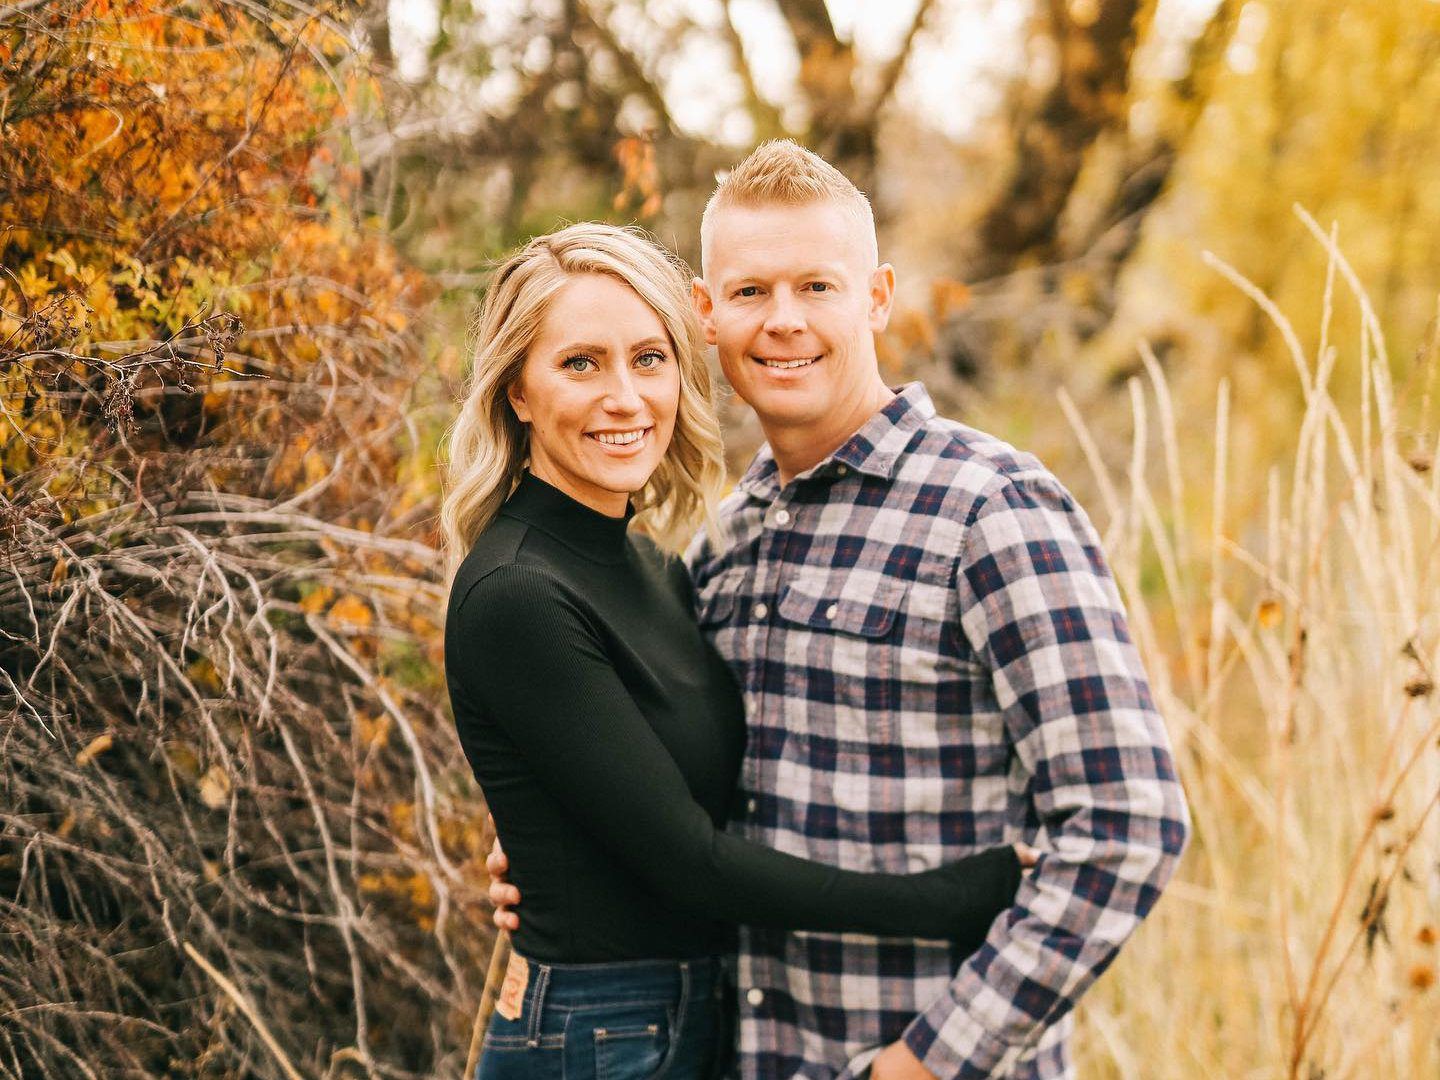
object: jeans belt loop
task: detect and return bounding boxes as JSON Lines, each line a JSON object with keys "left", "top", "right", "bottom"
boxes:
{"left": 674, "top": 959, "right": 692, "bottom": 1035}
{"left": 525, "top": 961, "right": 551, "bottom": 1048}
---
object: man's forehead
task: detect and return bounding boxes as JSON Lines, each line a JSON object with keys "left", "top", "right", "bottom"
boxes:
{"left": 703, "top": 201, "right": 873, "bottom": 280}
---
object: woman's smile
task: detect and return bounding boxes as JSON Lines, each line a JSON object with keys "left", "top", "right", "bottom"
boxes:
{"left": 587, "top": 426, "right": 652, "bottom": 450}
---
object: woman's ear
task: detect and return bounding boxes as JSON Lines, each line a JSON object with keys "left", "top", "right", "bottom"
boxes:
{"left": 506, "top": 380, "right": 531, "bottom": 424}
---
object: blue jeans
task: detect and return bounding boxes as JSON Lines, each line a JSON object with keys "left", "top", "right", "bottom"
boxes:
{"left": 476, "top": 954, "right": 725, "bottom": 1080}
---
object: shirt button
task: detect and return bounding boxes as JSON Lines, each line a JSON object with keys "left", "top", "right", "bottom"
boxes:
{"left": 746, "top": 798, "right": 757, "bottom": 814}
{"left": 753, "top": 602, "right": 769, "bottom": 620}
{"left": 746, "top": 988, "right": 764, "bottom": 1007}
{"left": 836, "top": 465, "right": 848, "bottom": 476}
{"left": 774, "top": 509, "right": 791, "bottom": 526}
{"left": 824, "top": 603, "right": 838, "bottom": 620}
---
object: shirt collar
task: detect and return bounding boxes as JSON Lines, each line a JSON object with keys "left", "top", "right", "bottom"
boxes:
{"left": 737, "top": 382, "right": 936, "bottom": 498}
{"left": 500, "top": 470, "right": 634, "bottom": 563}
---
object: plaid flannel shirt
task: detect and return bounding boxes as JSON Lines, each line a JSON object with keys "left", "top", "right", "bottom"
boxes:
{"left": 686, "top": 382, "right": 1189, "bottom": 1080}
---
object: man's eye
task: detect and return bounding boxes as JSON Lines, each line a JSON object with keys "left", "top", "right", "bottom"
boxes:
{"left": 563, "top": 356, "right": 596, "bottom": 372}
{"left": 735, "top": 286, "right": 760, "bottom": 298}
{"left": 808, "top": 282, "right": 831, "bottom": 292}
{"left": 635, "top": 350, "right": 667, "bottom": 368}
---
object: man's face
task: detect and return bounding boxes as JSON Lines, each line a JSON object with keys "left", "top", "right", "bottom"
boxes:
{"left": 694, "top": 200, "right": 894, "bottom": 434}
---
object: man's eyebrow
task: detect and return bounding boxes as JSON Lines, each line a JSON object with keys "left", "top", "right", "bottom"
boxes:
{"left": 720, "top": 266, "right": 847, "bottom": 288}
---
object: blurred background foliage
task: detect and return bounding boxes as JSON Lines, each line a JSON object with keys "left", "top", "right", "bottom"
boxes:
{"left": 2, "top": 0, "right": 1438, "bottom": 1077}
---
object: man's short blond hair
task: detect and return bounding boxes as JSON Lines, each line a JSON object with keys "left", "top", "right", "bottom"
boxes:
{"left": 699, "top": 140, "right": 878, "bottom": 275}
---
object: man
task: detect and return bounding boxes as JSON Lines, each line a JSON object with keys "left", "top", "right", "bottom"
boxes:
{"left": 493, "top": 140, "right": 1189, "bottom": 1079}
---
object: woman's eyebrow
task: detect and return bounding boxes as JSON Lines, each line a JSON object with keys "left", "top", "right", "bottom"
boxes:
{"left": 629, "top": 336, "right": 670, "bottom": 351}
{"left": 553, "top": 341, "right": 609, "bottom": 355}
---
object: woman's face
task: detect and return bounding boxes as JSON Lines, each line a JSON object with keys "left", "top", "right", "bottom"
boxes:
{"left": 508, "top": 273, "right": 681, "bottom": 517}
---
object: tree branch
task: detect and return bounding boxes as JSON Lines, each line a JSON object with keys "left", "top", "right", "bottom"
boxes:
{"left": 867, "top": 0, "right": 937, "bottom": 119}
{"left": 719, "top": 0, "right": 785, "bottom": 139}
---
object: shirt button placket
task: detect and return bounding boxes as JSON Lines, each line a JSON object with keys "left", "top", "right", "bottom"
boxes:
{"left": 755, "top": 505, "right": 790, "bottom": 624}
{"left": 751, "top": 497, "right": 792, "bottom": 832}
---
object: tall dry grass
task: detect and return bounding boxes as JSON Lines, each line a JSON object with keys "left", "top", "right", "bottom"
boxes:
{"left": 1067, "top": 209, "right": 1440, "bottom": 1079}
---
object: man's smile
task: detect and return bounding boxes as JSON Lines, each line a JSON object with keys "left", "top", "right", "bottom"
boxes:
{"left": 753, "top": 354, "right": 821, "bottom": 370}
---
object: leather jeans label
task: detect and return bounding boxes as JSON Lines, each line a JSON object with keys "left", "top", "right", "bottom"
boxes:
{"left": 496, "top": 950, "right": 529, "bottom": 1022}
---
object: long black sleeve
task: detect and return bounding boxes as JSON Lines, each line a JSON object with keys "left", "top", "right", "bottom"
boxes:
{"left": 451, "top": 563, "right": 1020, "bottom": 944}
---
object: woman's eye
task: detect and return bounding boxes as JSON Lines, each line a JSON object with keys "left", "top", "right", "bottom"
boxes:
{"left": 563, "top": 356, "right": 596, "bottom": 372}
{"left": 635, "top": 351, "right": 666, "bottom": 368}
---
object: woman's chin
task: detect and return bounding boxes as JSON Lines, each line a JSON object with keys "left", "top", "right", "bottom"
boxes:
{"left": 580, "top": 446, "right": 663, "bottom": 494}
{"left": 581, "top": 462, "right": 656, "bottom": 500}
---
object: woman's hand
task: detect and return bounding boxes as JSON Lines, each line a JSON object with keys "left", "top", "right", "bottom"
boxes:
{"left": 486, "top": 822, "right": 522, "bottom": 932}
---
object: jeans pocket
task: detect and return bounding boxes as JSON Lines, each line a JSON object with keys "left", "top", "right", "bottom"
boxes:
{"left": 591, "top": 1006, "right": 671, "bottom": 1080}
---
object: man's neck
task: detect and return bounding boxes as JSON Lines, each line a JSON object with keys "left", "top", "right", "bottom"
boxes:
{"left": 767, "top": 379, "right": 897, "bottom": 485}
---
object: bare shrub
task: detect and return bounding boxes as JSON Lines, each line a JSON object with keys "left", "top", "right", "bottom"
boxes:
{"left": 1, "top": 3, "right": 491, "bottom": 1077}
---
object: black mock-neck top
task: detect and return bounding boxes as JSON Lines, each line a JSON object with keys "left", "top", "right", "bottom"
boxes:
{"left": 444, "top": 471, "right": 1021, "bottom": 962}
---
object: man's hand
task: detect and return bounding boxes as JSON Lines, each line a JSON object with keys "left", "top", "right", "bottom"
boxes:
{"left": 870, "top": 1040, "right": 937, "bottom": 1080}
{"left": 485, "top": 822, "right": 521, "bottom": 932}
{"left": 1014, "top": 841, "right": 1040, "bottom": 868}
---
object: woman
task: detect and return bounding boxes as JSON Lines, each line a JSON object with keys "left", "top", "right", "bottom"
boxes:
{"left": 441, "top": 223, "right": 1028, "bottom": 1080}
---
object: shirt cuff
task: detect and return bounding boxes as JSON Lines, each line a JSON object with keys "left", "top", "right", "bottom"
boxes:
{"left": 902, "top": 994, "right": 1028, "bottom": 1080}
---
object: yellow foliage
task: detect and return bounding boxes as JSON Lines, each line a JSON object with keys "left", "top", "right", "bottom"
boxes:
{"left": 298, "top": 585, "right": 335, "bottom": 614}
{"left": 302, "top": 449, "right": 330, "bottom": 486}
{"left": 186, "top": 656, "right": 222, "bottom": 693}
{"left": 197, "top": 764, "right": 231, "bottom": 809}
{"left": 162, "top": 740, "right": 202, "bottom": 783}
{"left": 355, "top": 712, "right": 392, "bottom": 751}
{"left": 327, "top": 594, "right": 373, "bottom": 630}
{"left": 387, "top": 800, "right": 416, "bottom": 844}
{"left": 1, "top": 0, "right": 427, "bottom": 482}
{"left": 75, "top": 733, "right": 114, "bottom": 767}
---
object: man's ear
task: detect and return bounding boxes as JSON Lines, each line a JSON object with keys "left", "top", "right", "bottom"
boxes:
{"left": 868, "top": 263, "right": 896, "bottom": 333}
{"left": 692, "top": 278, "right": 718, "bottom": 345}
{"left": 506, "top": 380, "right": 531, "bottom": 424}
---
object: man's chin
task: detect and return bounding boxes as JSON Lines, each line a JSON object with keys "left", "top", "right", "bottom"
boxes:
{"left": 750, "top": 402, "right": 826, "bottom": 432}
{"left": 736, "top": 380, "right": 812, "bottom": 411}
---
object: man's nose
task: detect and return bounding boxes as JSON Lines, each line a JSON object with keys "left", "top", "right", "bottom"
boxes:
{"left": 763, "top": 288, "right": 805, "bottom": 335}
{"left": 601, "top": 366, "right": 643, "bottom": 413}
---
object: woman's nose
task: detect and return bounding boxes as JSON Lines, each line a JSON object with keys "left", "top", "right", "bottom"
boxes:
{"left": 601, "top": 368, "right": 643, "bottom": 413}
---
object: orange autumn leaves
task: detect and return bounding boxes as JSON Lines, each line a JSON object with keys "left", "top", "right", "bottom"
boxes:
{"left": 2, "top": 0, "right": 426, "bottom": 479}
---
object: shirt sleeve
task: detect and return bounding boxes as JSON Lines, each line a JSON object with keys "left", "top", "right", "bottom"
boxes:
{"left": 451, "top": 563, "right": 1022, "bottom": 944}
{"left": 902, "top": 475, "right": 1191, "bottom": 1078}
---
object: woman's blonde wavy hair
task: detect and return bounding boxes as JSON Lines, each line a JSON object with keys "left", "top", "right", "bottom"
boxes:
{"left": 440, "top": 222, "right": 726, "bottom": 581}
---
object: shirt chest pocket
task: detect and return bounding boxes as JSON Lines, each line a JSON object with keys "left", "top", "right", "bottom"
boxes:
{"left": 776, "top": 573, "right": 910, "bottom": 743}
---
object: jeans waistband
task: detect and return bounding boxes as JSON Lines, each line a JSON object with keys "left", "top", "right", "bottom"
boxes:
{"left": 516, "top": 953, "right": 719, "bottom": 1008}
